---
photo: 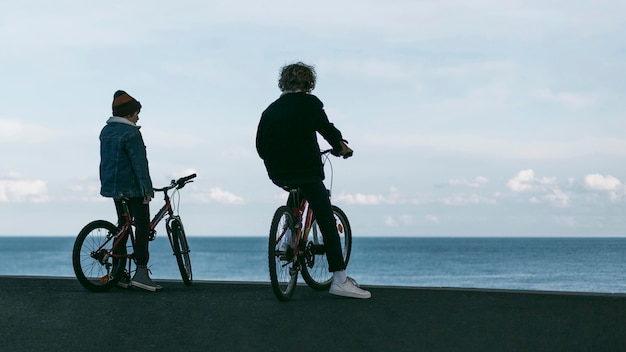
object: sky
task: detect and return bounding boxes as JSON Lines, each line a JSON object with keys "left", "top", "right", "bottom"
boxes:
{"left": 1, "top": 0, "right": 625, "bottom": 237}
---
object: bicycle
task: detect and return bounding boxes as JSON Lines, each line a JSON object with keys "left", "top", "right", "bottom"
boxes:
{"left": 72, "top": 173, "right": 197, "bottom": 292}
{"left": 268, "top": 150, "right": 352, "bottom": 301}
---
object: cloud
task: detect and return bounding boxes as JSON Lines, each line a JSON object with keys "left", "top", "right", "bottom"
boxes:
{"left": 192, "top": 187, "right": 244, "bottom": 205}
{"left": 334, "top": 187, "right": 401, "bottom": 205}
{"left": 448, "top": 176, "right": 488, "bottom": 188}
{"left": 584, "top": 174, "right": 621, "bottom": 191}
{"left": 544, "top": 188, "right": 570, "bottom": 207}
{"left": 440, "top": 193, "right": 497, "bottom": 206}
{"left": 335, "top": 193, "right": 385, "bottom": 205}
{"left": 584, "top": 174, "right": 625, "bottom": 203}
{"left": 65, "top": 182, "right": 103, "bottom": 202}
{"left": 503, "top": 170, "right": 573, "bottom": 206}
{"left": 507, "top": 169, "right": 555, "bottom": 192}
{"left": 0, "top": 173, "right": 49, "bottom": 203}
{"left": 384, "top": 214, "right": 413, "bottom": 227}
{"left": 0, "top": 119, "right": 62, "bottom": 143}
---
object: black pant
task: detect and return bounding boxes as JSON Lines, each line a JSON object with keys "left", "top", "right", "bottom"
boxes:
{"left": 284, "top": 180, "right": 346, "bottom": 272}
{"left": 114, "top": 198, "right": 150, "bottom": 266}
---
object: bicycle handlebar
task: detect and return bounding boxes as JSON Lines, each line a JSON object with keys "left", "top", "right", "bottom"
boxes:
{"left": 321, "top": 149, "right": 353, "bottom": 158}
{"left": 176, "top": 173, "right": 197, "bottom": 188}
{"left": 154, "top": 173, "right": 197, "bottom": 192}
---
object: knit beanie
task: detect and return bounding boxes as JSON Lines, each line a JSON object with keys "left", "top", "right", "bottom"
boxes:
{"left": 112, "top": 90, "right": 142, "bottom": 117}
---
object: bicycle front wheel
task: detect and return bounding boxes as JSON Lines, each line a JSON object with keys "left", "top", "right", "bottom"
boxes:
{"left": 301, "top": 205, "right": 352, "bottom": 290}
{"left": 72, "top": 220, "right": 126, "bottom": 292}
{"left": 268, "top": 206, "right": 298, "bottom": 301}
{"left": 168, "top": 216, "right": 193, "bottom": 286}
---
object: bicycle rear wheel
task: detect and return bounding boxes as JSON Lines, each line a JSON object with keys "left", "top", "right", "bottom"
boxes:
{"left": 168, "top": 216, "right": 193, "bottom": 286}
{"left": 72, "top": 220, "right": 126, "bottom": 292}
{"left": 268, "top": 206, "right": 298, "bottom": 301}
{"left": 301, "top": 205, "right": 352, "bottom": 290}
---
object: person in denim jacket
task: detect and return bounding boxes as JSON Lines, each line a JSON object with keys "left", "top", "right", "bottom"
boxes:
{"left": 99, "top": 90, "right": 159, "bottom": 291}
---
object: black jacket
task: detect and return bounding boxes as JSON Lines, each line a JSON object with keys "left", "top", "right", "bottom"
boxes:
{"left": 256, "top": 92, "right": 343, "bottom": 185}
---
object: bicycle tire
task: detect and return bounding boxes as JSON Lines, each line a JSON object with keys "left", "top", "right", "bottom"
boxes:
{"left": 169, "top": 216, "right": 193, "bottom": 286}
{"left": 301, "top": 205, "right": 352, "bottom": 290}
{"left": 268, "top": 206, "right": 298, "bottom": 301}
{"left": 72, "top": 220, "right": 126, "bottom": 292}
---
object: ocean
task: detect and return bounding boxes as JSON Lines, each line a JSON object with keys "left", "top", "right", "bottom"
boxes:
{"left": 1, "top": 236, "right": 626, "bottom": 294}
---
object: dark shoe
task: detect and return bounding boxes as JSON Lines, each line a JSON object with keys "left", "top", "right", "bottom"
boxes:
{"left": 116, "top": 271, "right": 131, "bottom": 289}
{"left": 131, "top": 265, "right": 159, "bottom": 292}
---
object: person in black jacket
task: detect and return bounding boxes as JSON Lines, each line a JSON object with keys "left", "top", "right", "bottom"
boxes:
{"left": 256, "top": 62, "right": 370, "bottom": 299}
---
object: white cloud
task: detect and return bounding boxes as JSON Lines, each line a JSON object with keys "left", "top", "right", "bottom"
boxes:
{"left": 449, "top": 176, "right": 488, "bottom": 188}
{"left": 0, "top": 119, "right": 62, "bottom": 143}
{"left": 440, "top": 193, "right": 497, "bottom": 206}
{"left": 65, "top": 182, "right": 103, "bottom": 202}
{"left": 335, "top": 193, "right": 385, "bottom": 205}
{"left": 384, "top": 214, "right": 413, "bottom": 227}
{"left": 192, "top": 187, "right": 244, "bottom": 204}
{"left": 584, "top": 174, "right": 625, "bottom": 203}
{"left": 335, "top": 187, "right": 401, "bottom": 205}
{"left": 0, "top": 174, "right": 49, "bottom": 203}
{"left": 544, "top": 188, "right": 570, "bottom": 207}
{"left": 584, "top": 174, "right": 621, "bottom": 191}
{"left": 507, "top": 169, "right": 556, "bottom": 192}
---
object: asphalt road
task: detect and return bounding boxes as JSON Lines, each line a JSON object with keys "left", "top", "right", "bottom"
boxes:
{"left": 1, "top": 276, "right": 625, "bottom": 352}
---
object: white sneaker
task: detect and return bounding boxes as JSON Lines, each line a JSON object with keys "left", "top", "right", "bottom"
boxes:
{"left": 329, "top": 277, "right": 371, "bottom": 299}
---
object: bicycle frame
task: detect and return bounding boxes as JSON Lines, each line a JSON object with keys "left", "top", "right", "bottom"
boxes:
{"left": 281, "top": 150, "right": 336, "bottom": 258}
{"left": 99, "top": 188, "right": 179, "bottom": 268}
{"left": 278, "top": 190, "right": 302, "bottom": 256}
{"left": 282, "top": 188, "right": 328, "bottom": 262}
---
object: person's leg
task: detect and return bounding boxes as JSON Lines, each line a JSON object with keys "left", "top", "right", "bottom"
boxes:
{"left": 112, "top": 199, "right": 131, "bottom": 288}
{"left": 298, "top": 181, "right": 346, "bottom": 272}
{"left": 127, "top": 198, "right": 159, "bottom": 291}
{"left": 299, "top": 181, "right": 370, "bottom": 299}
{"left": 127, "top": 198, "right": 150, "bottom": 266}
{"left": 113, "top": 198, "right": 130, "bottom": 253}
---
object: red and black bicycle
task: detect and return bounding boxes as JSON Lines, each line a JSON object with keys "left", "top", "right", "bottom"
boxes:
{"left": 268, "top": 150, "right": 352, "bottom": 301}
{"left": 72, "top": 174, "right": 196, "bottom": 292}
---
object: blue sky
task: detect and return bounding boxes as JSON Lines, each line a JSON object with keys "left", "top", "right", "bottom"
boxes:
{"left": 1, "top": 0, "right": 625, "bottom": 237}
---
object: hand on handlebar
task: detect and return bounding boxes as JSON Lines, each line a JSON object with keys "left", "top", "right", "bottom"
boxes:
{"left": 338, "top": 140, "right": 353, "bottom": 159}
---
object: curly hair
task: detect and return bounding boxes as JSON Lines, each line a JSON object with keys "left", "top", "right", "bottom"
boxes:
{"left": 278, "top": 62, "right": 317, "bottom": 92}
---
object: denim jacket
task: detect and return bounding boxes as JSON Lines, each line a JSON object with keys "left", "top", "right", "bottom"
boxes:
{"left": 99, "top": 117, "right": 154, "bottom": 198}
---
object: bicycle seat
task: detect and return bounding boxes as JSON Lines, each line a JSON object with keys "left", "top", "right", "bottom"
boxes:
{"left": 286, "top": 188, "right": 303, "bottom": 208}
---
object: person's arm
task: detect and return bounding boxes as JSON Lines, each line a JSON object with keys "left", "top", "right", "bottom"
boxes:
{"left": 126, "top": 131, "right": 154, "bottom": 199}
{"left": 310, "top": 97, "right": 352, "bottom": 158}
